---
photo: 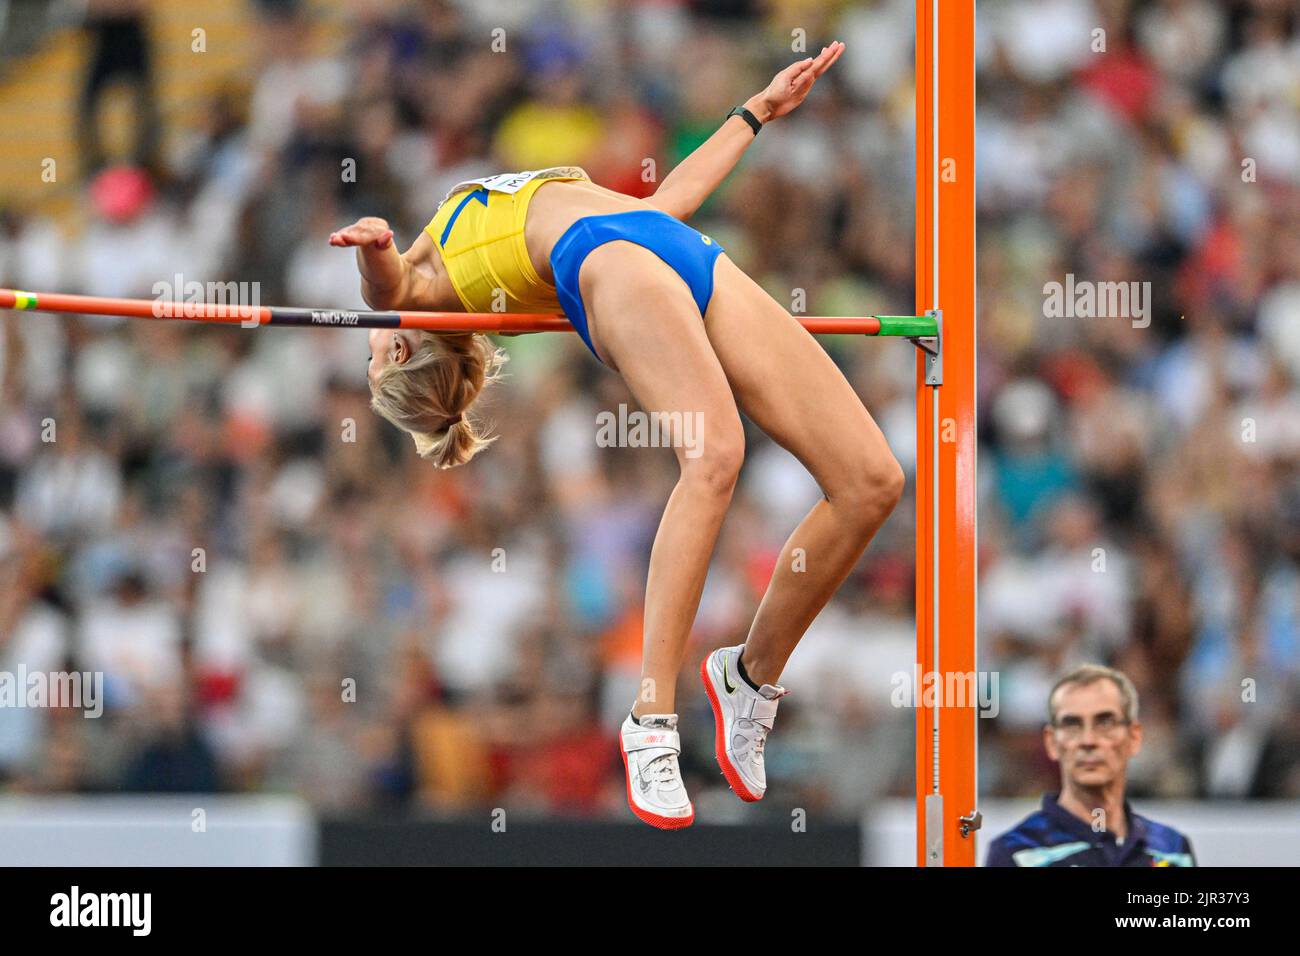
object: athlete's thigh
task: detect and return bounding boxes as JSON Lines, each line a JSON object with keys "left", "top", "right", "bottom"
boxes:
{"left": 702, "top": 254, "right": 893, "bottom": 487}
{"left": 581, "top": 242, "right": 743, "bottom": 462}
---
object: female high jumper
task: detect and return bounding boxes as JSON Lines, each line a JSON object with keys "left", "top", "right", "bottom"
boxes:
{"left": 332, "top": 41, "right": 904, "bottom": 829}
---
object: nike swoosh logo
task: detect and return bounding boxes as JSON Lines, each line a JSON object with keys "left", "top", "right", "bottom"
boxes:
{"left": 722, "top": 653, "right": 736, "bottom": 695}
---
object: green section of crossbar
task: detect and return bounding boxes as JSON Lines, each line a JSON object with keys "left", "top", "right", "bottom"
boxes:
{"left": 874, "top": 315, "right": 939, "bottom": 337}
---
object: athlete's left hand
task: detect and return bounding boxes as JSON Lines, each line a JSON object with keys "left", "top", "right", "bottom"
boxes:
{"left": 748, "top": 41, "right": 845, "bottom": 122}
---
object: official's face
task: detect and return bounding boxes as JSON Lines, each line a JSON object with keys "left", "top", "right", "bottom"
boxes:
{"left": 1044, "top": 680, "right": 1142, "bottom": 790}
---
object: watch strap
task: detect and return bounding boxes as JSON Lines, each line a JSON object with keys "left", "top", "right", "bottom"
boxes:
{"left": 726, "top": 105, "right": 762, "bottom": 135}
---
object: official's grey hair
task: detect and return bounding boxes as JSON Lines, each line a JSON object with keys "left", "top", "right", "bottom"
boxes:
{"left": 1047, "top": 664, "right": 1139, "bottom": 725}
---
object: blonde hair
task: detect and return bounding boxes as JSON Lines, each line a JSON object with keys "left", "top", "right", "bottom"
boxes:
{"left": 368, "top": 331, "right": 507, "bottom": 468}
{"left": 1048, "top": 664, "right": 1139, "bottom": 725}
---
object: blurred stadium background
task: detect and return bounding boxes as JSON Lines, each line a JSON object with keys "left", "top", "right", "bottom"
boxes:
{"left": 0, "top": 0, "right": 1297, "bottom": 865}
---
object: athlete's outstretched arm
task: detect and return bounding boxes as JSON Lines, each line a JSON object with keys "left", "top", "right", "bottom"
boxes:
{"left": 329, "top": 218, "right": 452, "bottom": 311}
{"left": 647, "top": 41, "right": 844, "bottom": 222}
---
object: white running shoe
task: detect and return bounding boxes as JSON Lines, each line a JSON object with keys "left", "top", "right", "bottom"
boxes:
{"left": 619, "top": 713, "right": 694, "bottom": 829}
{"left": 701, "top": 645, "right": 788, "bottom": 802}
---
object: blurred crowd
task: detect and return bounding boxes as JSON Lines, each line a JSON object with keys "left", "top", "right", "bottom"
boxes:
{"left": 0, "top": 0, "right": 1297, "bottom": 822}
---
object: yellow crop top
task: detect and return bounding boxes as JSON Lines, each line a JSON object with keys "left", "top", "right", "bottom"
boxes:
{"left": 424, "top": 166, "right": 590, "bottom": 313}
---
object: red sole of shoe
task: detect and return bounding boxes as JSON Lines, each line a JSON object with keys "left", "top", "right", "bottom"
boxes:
{"left": 700, "top": 655, "right": 762, "bottom": 803}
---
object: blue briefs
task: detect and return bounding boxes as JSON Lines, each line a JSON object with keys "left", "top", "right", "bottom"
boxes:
{"left": 548, "top": 209, "right": 726, "bottom": 362}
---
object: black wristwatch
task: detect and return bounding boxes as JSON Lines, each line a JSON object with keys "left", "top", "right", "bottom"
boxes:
{"left": 726, "top": 105, "right": 763, "bottom": 136}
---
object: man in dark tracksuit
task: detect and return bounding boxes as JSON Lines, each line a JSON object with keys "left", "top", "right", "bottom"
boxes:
{"left": 986, "top": 664, "right": 1196, "bottom": 867}
{"left": 986, "top": 791, "right": 1195, "bottom": 867}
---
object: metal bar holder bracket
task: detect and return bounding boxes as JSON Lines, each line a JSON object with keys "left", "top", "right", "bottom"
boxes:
{"left": 909, "top": 309, "right": 942, "bottom": 386}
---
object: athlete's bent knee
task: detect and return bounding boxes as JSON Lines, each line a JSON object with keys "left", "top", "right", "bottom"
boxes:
{"left": 831, "top": 451, "right": 905, "bottom": 521}
{"left": 680, "top": 434, "right": 744, "bottom": 499}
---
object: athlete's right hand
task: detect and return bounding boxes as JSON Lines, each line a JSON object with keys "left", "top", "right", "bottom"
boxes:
{"left": 750, "top": 41, "right": 845, "bottom": 122}
{"left": 329, "top": 217, "right": 394, "bottom": 249}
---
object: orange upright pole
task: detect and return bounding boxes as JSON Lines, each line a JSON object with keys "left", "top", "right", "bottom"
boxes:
{"left": 914, "top": 0, "right": 978, "bottom": 866}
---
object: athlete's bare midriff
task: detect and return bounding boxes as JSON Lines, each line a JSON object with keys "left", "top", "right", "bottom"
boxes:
{"left": 522, "top": 179, "right": 656, "bottom": 286}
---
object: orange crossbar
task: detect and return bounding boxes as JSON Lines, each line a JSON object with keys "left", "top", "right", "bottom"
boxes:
{"left": 0, "top": 288, "right": 894, "bottom": 336}
{"left": 915, "top": 0, "right": 978, "bottom": 866}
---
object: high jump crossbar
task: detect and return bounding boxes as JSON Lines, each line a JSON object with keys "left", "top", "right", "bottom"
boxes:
{"left": 0, "top": 2, "right": 975, "bottom": 868}
{"left": 0, "top": 288, "right": 938, "bottom": 338}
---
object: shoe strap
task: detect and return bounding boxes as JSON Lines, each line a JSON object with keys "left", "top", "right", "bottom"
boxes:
{"left": 624, "top": 716, "right": 681, "bottom": 755}
{"left": 740, "top": 690, "right": 784, "bottom": 726}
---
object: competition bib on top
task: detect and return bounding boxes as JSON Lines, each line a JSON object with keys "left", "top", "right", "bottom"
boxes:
{"left": 439, "top": 166, "right": 590, "bottom": 206}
